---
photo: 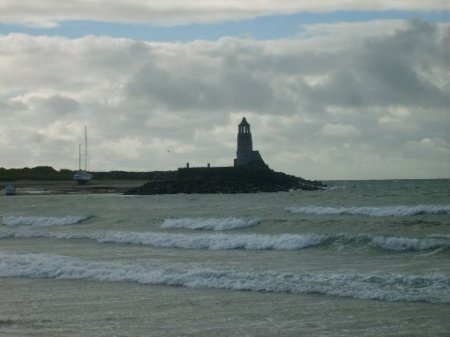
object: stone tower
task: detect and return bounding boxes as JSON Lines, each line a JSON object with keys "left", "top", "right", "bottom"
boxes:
{"left": 234, "top": 117, "right": 267, "bottom": 167}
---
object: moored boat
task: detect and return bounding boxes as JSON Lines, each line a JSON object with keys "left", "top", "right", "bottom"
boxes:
{"left": 5, "top": 184, "right": 16, "bottom": 195}
{"left": 73, "top": 126, "right": 93, "bottom": 184}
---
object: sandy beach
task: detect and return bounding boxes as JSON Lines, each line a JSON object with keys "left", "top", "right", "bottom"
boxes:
{"left": 1, "top": 180, "right": 147, "bottom": 195}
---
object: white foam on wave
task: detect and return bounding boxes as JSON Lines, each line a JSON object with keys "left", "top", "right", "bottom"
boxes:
{"left": 161, "top": 217, "right": 261, "bottom": 231}
{"left": 1, "top": 252, "right": 448, "bottom": 304}
{"left": 0, "top": 229, "right": 325, "bottom": 250}
{"left": 428, "top": 234, "right": 450, "bottom": 239}
{"left": 370, "top": 235, "right": 450, "bottom": 252}
{"left": 1, "top": 229, "right": 449, "bottom": 253}
{"left": 0, "top": 215, "right": 92, "bottom": 227}
{"left": 285, "top": 205, "right": 450, "bottom": 217}
{"left": 67, "top": 231, "right": 326, "bottom": 250}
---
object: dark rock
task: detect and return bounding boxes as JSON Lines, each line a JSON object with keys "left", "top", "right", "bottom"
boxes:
{"left": 124, "top": 166, "right": 325, "bottom": 195}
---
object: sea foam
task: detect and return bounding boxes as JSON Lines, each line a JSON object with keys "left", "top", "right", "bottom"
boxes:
{"left": 285, "top": 205, "right": 450, "bottom": 217}
{"left": 1, "top": 252, "right": 448, "bottom": 304}
{"left": 1, "top": 229, "right": 449, "bottom": 252}
{"left": 370, "top": 235, "right": 450, "bottom": 251}
{"left": 63, "top": 232, "right": 326, "bottom": 250}
{"left": 0, "top": 215, "right": 92, "bottom": 227}
{"left": 161, "top": 217, "right": 261, "bottom": 230}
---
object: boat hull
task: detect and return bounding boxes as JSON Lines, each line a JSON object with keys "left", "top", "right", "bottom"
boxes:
{"left": 73, "top": 171, "right": 93, "bottom": 184}
{"left": 5, "top": 184, "right": 16, "bottom": 195}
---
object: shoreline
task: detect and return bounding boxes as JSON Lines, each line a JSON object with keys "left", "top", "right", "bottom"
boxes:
{"left": 1, "top": 180, "right": 147, "bottom": 195}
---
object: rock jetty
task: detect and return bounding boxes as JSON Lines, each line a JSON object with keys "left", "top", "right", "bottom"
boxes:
{"left": 124, "top": 167, "right": 325, "bottom": 195}
{"left": 125, "top": 117, "right": 325, "bottom": 195}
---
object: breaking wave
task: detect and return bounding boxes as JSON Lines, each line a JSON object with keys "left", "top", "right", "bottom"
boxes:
{"left": 0, "top": 215, "right": 92, "bottom": 227}
{"left": 369, "top": 235, "right": 450, "bottom": 252}
{"left": 0, "top": 252, "right": 448, "bottom": 304}
{"left": 0, "top": 230, "right": 324, "bottom": 250}
{"left": 161, "top": 217, "right": 261, "bottom": 231}
{"left": 285, "top": 205, "right": 450, "bottom": 217}
{"left": 1, "top": 229, "right": 449, "bottom": 252}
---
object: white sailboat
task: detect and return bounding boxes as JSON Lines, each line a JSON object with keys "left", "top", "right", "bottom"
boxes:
{"left": 5, "top": 184, "right": 16, "bottom": 195}
{"left": 73, "top": 126, "right": 93, "bottom": 184}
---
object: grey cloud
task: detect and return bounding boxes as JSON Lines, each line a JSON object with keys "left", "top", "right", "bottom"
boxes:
{"left": 1, "top": 1, "right": 445, "bottom": 27}
{"left": 0, "top": 99, "right": 27, "bottom": 119}
{"left": 126, "top": 55, "right": 275, "bottom": 113}
{"left": 34, "top": 95, "right": 81, "bottom": 115}
{"left": 311, "top": 20, "right": 449, "bottom": 109}
{"left": 1, "top": 20, "right": 449, "bottom": 178}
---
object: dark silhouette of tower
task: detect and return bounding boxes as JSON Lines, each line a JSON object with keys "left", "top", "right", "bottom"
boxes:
{"left": 234, "top": 117, "right": 267, "bottom": 167}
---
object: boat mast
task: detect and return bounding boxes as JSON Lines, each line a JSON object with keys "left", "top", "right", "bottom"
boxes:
{"left": 84, "top": 125, "right": 88, "bottom": 172}
{"left": 78, "top": 143, "right": 82, "bottom": 171}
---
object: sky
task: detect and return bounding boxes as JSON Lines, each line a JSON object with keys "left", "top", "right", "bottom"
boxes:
{"left": 0, "top": 1, "right": 449, "bottom": 180}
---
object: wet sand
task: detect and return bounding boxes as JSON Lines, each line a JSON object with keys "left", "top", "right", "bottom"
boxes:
{"left": 1, "top": 180, "right": 147, "bottom": 195}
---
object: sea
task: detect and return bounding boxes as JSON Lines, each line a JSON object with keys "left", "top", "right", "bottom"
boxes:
{"left": 0, "top": 179, "right": 449, "bottom": 337}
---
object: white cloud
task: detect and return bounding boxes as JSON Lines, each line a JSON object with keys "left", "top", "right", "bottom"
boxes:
{"left": 319, "top": 123, "right": 361, "bottom": 138}
{"left": 0, "top": 0, "right": 446, "bottom": 27}
{"left": 1, "top": 19, "right": 449, "bottom": 178}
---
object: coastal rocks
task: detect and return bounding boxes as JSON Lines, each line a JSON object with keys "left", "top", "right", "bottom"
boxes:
{"left": 124, "top": 167, "right": 325, "bottom": 195}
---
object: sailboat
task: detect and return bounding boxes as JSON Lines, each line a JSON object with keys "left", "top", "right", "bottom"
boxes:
{"left": 73, "top": 126, "right": 93, "bottom": 184}
{"left": 5, "top": 184, "right": 16, "bottom": 195}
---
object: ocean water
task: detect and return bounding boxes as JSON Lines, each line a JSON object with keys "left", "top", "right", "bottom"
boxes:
{"left": 0, "top": 179, "right": 449, "bottom": 336}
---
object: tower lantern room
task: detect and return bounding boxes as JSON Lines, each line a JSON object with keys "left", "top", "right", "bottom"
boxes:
{"left": 239, "top": 117, "right": 251, "bottom": 134}
{"left": 237, "top": 117, "right": 253, "bottom": 154}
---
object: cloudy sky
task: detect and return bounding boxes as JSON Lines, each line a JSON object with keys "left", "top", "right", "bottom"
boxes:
{"left": 1, "top": 1, "right": 448, "bottom": 179}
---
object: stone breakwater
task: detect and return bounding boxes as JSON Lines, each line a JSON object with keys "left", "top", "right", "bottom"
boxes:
{"left": 124, "top": 167, "right": 325, "bottom": 194}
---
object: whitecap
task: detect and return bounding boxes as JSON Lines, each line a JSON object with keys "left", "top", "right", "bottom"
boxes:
{"left": 285, "top": 205, "right": 450, "bottom": 217}
{"left": 161, "top": 217, "right": 261, "bottom": 231}
{"left": 1, "top": 229, "right": 449, "bottom": 253}
{"left": 0, "top": 252, "right": 448, "bottom": 304}
{"left": 0, "top": 215, "right": 92, "bottom": 227}
{"left": 0, "top": 229, "right": 326, "bottom": 250}
{"left": 81, "top": 231, "right": 326, "bottom": 250}
{"left": 370, "top": 235, "right": 450, "bottom": 251}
